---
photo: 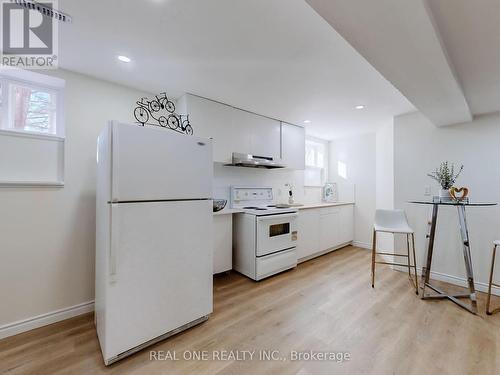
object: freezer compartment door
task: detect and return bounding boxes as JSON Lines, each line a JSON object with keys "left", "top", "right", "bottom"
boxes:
{"left": 111, "top": 122, "right": 212, "bottom": 202}
{"left": 104, "top": 200, "right": 213, "bottom": 361}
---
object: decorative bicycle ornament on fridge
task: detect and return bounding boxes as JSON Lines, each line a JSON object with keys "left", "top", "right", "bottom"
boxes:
{"left": 133, "top": 92, "right": 194, "bottom": 135}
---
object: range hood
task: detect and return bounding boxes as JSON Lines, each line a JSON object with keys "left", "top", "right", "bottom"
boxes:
{"left": 226, "top": 153, "right": 286, "bottom": 169}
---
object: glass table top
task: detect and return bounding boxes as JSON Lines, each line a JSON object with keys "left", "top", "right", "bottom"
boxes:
{"left": 409, "top": 200, "right": 497, "bottom": 206}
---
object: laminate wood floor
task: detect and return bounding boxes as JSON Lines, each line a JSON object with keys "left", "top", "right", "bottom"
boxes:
{"left": 1, "top": 246, "right": 499, "bottom": 375}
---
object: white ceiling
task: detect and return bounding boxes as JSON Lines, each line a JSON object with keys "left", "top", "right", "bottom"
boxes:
{"left": 306, "top": 0, "right": 473, "bottom": 127}
{"left": 426, "top": 0, "right": 500, "bottom": 116}
{"left": 57, "top": 0, "right": 414, "bottom": 139}
{"left": 306, "top": 0, "right": 500, "bottom": 127}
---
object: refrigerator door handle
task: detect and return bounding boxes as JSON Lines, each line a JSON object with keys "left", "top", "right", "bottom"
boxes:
{"left": 111, "top": 122, "right": 120, "bottom": 202}
{"left": 110, "top": 212, "right": 119, "bottom": 282}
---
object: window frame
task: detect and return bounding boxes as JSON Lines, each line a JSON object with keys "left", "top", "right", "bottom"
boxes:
{"left": 0, "top": 68, "right": 65, "bottom": 187}
{"left": 0, "top": 68, "right": 65, "bottom": 140}
{"left": 304, "top": 136, "right": 329, "bottom": 187}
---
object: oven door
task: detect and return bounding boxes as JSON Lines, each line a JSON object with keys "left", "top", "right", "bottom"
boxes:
{"left": 256, "top": 213, "right": 298, "bottom": 257}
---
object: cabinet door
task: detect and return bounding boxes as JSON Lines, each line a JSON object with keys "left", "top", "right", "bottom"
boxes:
{"left": 281, "top": 122, "right": 305, "bottom": 170}
{"left": 319, "top": 208, "right": 341, "bottom": 250}
{"left": 339, "top": 205, "right": 354, "bottom": 244}
{"left": 182, "top": 95, "right": 250, "bottom": 163}
{"left": 213, "top": 215, "right": 232, "bottom": 274}
{"left": 297, "top": 209, "right": 321, "bottom": 260}
{"left": 233, "top": 109, "right": 281, "bottom": 159}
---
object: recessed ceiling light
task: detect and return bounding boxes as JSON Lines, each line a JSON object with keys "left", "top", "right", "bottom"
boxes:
{"left": 303, "top": 120, "right": 311, "bottom": 124}
{"left": 355, "top": 105, "right": 365, "bottom": 110}
{"left": 117, "top": 55, "right": 131, "bottom": 63}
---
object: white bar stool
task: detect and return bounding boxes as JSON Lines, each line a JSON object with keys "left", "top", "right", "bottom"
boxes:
{"left": 486, "top": 240, "right": 500, "bottom": 315}
{"left": 371, "top": 209, "right": 419, "bottom": 294}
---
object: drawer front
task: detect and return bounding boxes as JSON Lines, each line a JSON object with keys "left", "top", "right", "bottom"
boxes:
{"left": 256, "top": 248, "right": 297, "bottom": 280}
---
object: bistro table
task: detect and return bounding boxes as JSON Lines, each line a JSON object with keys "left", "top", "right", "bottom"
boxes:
{"left": 409, "top": 200, "right": 497, "bottom": 314}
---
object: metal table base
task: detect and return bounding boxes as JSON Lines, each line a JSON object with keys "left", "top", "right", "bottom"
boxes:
{"left": 420, "top": 204, "right": 479, "bottom": 314}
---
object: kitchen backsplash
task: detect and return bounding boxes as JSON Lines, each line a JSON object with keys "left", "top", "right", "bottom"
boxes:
{"left": 213, "top": 164, "right": 307, "bottom": 205}
{"left": 213, "top": 164, "right": 355, "bottom": 205}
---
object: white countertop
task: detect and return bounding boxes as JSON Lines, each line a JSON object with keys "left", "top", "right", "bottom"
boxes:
{"left": 213, "top": 202, "right": 354, "bottom": 215}
{"left": 213, "top": 208, "right": 244, "bottom": 216}
{"left": 297, "top": 202, "right": 355, "bottom": 210}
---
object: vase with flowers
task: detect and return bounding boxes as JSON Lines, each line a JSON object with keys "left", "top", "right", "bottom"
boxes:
{"left": 427, "top": 161, "right": 464, "bottom": 200}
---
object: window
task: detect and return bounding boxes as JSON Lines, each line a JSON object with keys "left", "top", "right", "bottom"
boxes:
{"left": 304, "top": 138, "right": 328, "bottom": 186}
{"left": 338, "top": 161, "right": 347, "bottom": 179}
{"left": 0, "top": 76, "right": 61, "bottom": 136}
{"left": 11, "top": 83, "right": 57, "bottom": 134}
{"left": 0, "top": 69, "right": 65, "bottom": 186}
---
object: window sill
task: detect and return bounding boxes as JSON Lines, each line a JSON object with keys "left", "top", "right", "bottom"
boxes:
{"left": 0, "top": 181, "right": 64, "bottom": 188}
{"left": 0, "top": 128, "right": 64, "bottom": 142}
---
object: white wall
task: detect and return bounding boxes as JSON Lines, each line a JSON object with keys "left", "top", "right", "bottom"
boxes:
{"left": 394, "top": 111, "right": 500, "bottom": 294}
{"left": 213, "top": 164, "right": 305, "bottom": 204}
{"left": 0, "top": 69, "right": 151, "bottom": 330}
{"left": 375, "top": 122, "right": 395, "bottom": 251}
{"left": 330, "top": 133, "right": 376, "bottom": 248}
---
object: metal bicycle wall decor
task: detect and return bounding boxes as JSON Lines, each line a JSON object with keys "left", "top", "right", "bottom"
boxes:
{"left": 133, "top": 92, "right": 194, "bottom": 135}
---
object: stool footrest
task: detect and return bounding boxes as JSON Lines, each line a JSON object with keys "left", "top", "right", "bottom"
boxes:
{"left": 375, "top": 261, "right": 413, "bottom": 267}
{"left": 375, "top": 252, "right": 409, "bottom": 257}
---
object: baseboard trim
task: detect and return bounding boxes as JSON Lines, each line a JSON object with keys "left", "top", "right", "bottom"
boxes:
{"left": 353, "top": 241, "right": 371, "bottom": 249}
{"left": 355, "top": 244, "right": 500, "bottom": 297}
{"left": 298, "top": 242, "right": 353, "bottom": 263}
{"left": 418, "top": 268, "right": 500, "bottom": 297}
{"left": 392, "top": 266, "right": 500, "bottom": 297}
{"left": 0, "top": 300, "right": 94, "bottom": 340}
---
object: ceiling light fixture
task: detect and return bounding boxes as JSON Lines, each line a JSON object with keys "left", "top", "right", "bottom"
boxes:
{"left": 355, "top": 105, "right": 365, "bottom": 110}
{"left": 117, "top": 55, "right": 131, "bottom": 63}
{"left": 303, "top": 120, "right": 311, "bottom": 124}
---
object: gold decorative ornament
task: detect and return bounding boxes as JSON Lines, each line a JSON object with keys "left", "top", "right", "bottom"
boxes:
{"left": 449, "top": 187, "right": 469, "bottom": 202}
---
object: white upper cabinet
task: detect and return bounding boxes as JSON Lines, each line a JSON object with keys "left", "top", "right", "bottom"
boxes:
{"left": 177, "top": 94, "right": 251, "bottom": 163}
{"left": 232, "top": 109, "right": 281, "bottom": 159}
{"left": 281, "top": 122, "right": 305, "bottom": 170}
{"left": 178, "top": 95, "right": 304, "bottom": 166}
{"left": 178, "top": 94, "right": 283, "bottom": 163}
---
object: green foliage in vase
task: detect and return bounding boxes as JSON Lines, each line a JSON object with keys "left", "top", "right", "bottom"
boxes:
{"left": 427, "top": 161, "right": 464, "bottom": 190}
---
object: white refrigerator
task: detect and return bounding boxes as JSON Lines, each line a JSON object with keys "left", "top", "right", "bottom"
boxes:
{"left": 95, "top": 121, "right": 213, "bottom": 365}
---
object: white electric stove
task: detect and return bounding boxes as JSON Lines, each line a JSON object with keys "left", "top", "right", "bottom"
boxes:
{"left": 231, "top": 187, "right": 298, "bottom": 281}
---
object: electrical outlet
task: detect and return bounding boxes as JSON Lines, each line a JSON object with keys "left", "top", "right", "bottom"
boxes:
{"left": 424, "top": 186, "right": 431, "bottom": 196}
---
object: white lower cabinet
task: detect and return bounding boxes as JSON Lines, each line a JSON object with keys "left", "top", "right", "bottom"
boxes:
{"left": 339, "top": 204, "right": 354, "bottom": 244}
{"left": 319, "top": 207, "right": 341, "bottom": 251}
{"left": 213, "top": 214, "right": 233, "bottom": 274}
{"left": 297, "top": 204, "right": 354, "bottom": 262}
{"left": 297, "top": 209, "right": 320, "bottom": 259}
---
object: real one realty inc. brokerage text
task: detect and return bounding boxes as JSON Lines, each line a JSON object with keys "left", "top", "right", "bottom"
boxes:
{"left": 150, "top": 350, "right": 351, "bottom": 363}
